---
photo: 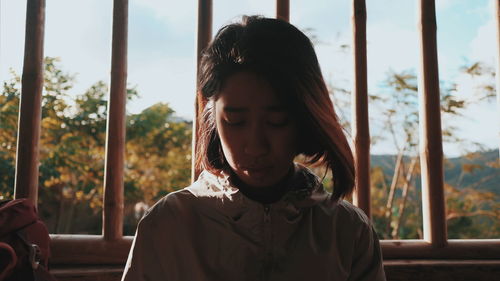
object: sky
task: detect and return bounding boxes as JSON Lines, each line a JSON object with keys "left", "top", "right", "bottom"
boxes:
{"left": 0, "top": 0, "right": 497, "bottom": 157}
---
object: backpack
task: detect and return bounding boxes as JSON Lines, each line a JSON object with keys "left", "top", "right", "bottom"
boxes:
{"left": 0, "top": 199, "right": 57, "bottom": 281}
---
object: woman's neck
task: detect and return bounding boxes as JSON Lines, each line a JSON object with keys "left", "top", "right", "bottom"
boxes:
{"left": 229, "top": 166, "right": 295, "bottom": 204}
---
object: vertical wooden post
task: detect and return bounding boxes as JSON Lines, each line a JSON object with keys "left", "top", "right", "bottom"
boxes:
{"left": 495, "top": 0, "right": 500, "bottom": 160}
{"left": 417, "top": 0, "right": 447, "bottom": 247}
{"left": 192, "top": 0, "right": 212, "bottom": 182}
{"left": 351, "top": 0, "right": 371, "bottom": 218}
{"left": 103, "top": 0, "right": 128, "bottom": 241}
{"left": 14, "top": 0, "right": 45, "bottom": 207}
{"left": 276, "top": 0, "right": 290, "bottom": 22}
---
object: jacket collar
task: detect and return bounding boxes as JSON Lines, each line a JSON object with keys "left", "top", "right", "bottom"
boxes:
{"left": 187, "top": 163, "right": 330, "bottom": 210}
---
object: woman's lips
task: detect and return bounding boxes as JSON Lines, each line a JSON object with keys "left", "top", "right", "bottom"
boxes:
{"left": 242, "top": 166, "right": 272, "bottom": 177}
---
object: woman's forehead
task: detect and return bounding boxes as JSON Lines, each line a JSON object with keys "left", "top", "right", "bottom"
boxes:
{"left": 217, "top": 71, "right": 283, "bottom": 109}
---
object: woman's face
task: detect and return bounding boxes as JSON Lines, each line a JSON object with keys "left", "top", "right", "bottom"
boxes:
{"left": 215, "top": 71, "right": 298, "bottom": 188}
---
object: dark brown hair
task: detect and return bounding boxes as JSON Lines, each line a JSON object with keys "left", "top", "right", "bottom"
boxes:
{"left": 195, "top": 16, "right": 355, "bottom": 200}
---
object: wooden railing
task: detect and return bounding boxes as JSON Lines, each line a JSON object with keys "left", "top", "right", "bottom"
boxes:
{"left": 10, "top": 0, "right": 500, "bottom": 280}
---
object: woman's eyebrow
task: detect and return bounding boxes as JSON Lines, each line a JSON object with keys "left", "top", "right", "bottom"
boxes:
{"left": 266, "top": 105, "right": 286, "bottom": 112}
{"left": 223, "top": 106, "right": 247, "bottom": 113}
{"left": 223, "top": 105, "right": 285, "bottom": 112}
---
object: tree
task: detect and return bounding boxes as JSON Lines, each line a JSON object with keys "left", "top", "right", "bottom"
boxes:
{"left": 0, "top": 72, "right": 20, "bottom": 199}
{"left": 0, "top": 57, "right": 193, "bottom": 235}
{"left": 367, "top": 67, "right": 500, "bottom": 239}
{"left": 327, "top": 65, "right": 499, "bottom": 239}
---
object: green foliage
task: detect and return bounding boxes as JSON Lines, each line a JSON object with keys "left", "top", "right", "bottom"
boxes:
{"left": 363, "top": 68, "right": 498, "bottom": 239}
{"left": 126, "top": 103, "right": 192, "bottom": 204}
{"left": 371, "top": 152, "right": 500, "bottom": 239}
{"left": 0, "top": 75, "right": 20, "bottom": 198}
{"left": 0, "top": 57, "right": 192, "bottom": 235}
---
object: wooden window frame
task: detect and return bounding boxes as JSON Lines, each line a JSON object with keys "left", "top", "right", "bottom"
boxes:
{"left": 12, "top": 0, "right": 500, "bottom": 271}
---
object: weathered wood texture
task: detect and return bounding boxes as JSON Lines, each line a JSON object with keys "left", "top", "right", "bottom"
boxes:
{"left": 52, "top": 267, "right": 123, "bottom": 281}
{"left": 50, "top": 235, "right": 132, "bottom": 265}
{"left": 381, "top": 240, "right": 500, "bottom": 259}
{"left": 417, "top": 0, "right": 447, "bottom": 247}
{"left": 384, "top": 260, "right": 500, "bottom": 281}
{"left": 50, "top": 260, "right": 500, "bottom": 281}
{"left": 192, "top": 0, "right": 213, "bottom": 182}
{"left": 14, "top": 0, "right": 45, "bottom": 207}
{"left": 276, "top": 0, "right": 290, "bottom": 22}
{"left": 103, "top": 0, "right": 128, "bottom": 241}
{"left": 351, "top": 0, "right": 371, "bottom": 218}
{"left": 49, "top": 235, "right": 500, "bottom": 265}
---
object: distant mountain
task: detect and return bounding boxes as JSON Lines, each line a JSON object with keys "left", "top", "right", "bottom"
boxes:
{"left": 168, "top": 115, "right": 192, "bottom": 123}
{"left": 371, "top": 150, "right": 500, "bottom": 194}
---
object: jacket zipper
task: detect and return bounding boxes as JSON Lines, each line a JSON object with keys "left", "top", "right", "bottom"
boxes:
{"left": 264, "top": 204, "right": 271, "bottom": 223}
{"left": 262, "top": 204, "right": 273, "bottom": 281}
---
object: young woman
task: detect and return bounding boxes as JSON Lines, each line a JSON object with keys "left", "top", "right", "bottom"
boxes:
{"left": 122, "top": 16, "right": 386, "bottom": 281}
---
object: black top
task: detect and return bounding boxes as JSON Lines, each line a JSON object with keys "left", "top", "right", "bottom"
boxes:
{"left": 228, "top": 166, "right": 295, "bottom": 205}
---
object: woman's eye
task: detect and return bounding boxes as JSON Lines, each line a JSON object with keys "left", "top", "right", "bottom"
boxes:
{"left": 267, "top": 113, "right": 289, "bottom": 127}
{"left": 267, "top": 119, "right": 289, "bottom": 127}
{"left": 224, "top": 119, "right": 245, "bottom": 126}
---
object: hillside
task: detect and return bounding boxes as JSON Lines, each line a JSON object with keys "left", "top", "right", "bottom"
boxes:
{"left": 371, "top": 150, "right": 500, "bottom": 194}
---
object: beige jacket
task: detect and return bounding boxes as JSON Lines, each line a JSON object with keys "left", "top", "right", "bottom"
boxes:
{"left": 122, "top": 165, "right": 386, "bottom": 281}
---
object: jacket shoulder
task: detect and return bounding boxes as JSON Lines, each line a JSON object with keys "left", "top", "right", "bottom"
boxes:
{"left": 337, "top": 200, "right": 371, "bottom": 226}
{"left": 140, "top": 188, "right": 195, "bottom": 225}
{"left": 319, "top": 198, "right": 372, "bottom": 232}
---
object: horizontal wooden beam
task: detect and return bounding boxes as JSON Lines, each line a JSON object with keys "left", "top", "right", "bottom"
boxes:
{"left": 384, "top": 259, "right": 500, "bottom": 281}
{"left": 51, "top": 266, "right": 123, "bottom": 281}
{"left": 381, "top": 239, "right": 500, "bottom": 259}
{"left": 50, "top": 235, "right": 132, "bottom": 265}
{"left": 49, "top": 259, "right": 500, "bottom": 281}
{"left": 49, "top": 235, "right": 500, "bottom": 265}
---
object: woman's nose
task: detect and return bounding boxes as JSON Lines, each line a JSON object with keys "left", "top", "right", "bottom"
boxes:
{"left": 244, "top": 129, "right": 269, "bottom": 157}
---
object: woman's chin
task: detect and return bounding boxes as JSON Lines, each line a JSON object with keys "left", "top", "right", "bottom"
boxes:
{"left": 237, "top": 168, "right": 287, "bottom": 188}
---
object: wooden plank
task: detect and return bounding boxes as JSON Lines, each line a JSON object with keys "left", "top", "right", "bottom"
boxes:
{"left": 50, "top": 235, "right": 132, "bottom": 265}
{"left": 192, "top": 0, "right": 212, "bottom": 182}
{"left": 49, "top": 260, "right": 500, "bottom": 281}
{"left": 103, "top": 0, "right": 128, "bottom": 241}
{"left": 48, "top": 259, "right": 500, "bottom": 281}
{"left": 276, "top": 0, "right": 290, "bottom": 22}
{"left": 384, "top": 260, "right": 500, "bottom": 281}
{"left": 351, "top": 0, "right": 371, "bottom": 218}
{"left": 51, "top": 266, "right": 123, "bottom": 281}
{"left": 48, "top": 235, "right": 500, "bottom": 264}
{"left": 416, "top": 0, "right": 447, "bottom": 247}
{"left": 14, "top": 0, "right": 45, "bottom": 207}
{"left": 381, "top": 239, "right": 500, "bottom": 259}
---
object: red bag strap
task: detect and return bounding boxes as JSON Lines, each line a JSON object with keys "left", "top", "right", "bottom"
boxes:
{"left": 0, "top": 242, "right": 17, "bottom": 281}
{"left": 0, "top": 199, "right": 38, "bottom": 237}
